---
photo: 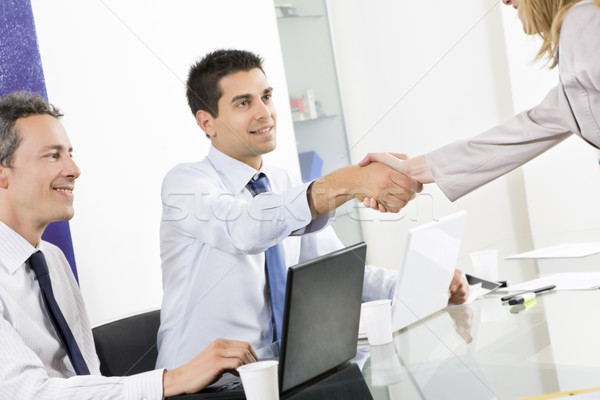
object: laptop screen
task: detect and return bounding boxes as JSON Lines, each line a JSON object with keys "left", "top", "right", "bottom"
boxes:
{"left": 392, "top": 211, "right": 468, "bottom": 331}
{"left": 278, "top": 242, "right": 367, "bottom": 393}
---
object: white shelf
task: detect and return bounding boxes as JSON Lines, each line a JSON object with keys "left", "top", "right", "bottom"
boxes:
{"left": 292, "top": 114, "right": 337, "bottom": 123}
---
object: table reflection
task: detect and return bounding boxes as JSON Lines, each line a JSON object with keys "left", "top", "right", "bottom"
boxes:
{"left": 360, "top": 289, "right": 600, "bottom": 400}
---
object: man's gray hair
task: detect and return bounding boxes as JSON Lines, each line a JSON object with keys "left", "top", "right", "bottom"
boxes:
{"left": 0, "top": 91, "right": 63, "bottom": 167}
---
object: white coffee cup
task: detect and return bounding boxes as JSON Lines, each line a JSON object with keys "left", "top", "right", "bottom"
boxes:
{"left": 362, "top": 299, "right": 393, "bottom": 345}
{"left": 370, "top": 342, "right": 403, "bottom": 386}
{"left": 237, "top": 360, "right": 279, "bottom": 400}
{"left": 470, "top": 249, "right": 499, "bottom": 282}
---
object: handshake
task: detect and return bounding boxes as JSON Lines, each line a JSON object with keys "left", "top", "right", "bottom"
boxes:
{"left": 357, "top": 152, "right": 433, "bottom": 213}
{"left": 307, "top": 152, "right": 434, "bottom": 217}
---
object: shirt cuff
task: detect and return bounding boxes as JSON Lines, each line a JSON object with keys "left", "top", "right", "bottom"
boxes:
{"left": 282, "top": 181, "right": 316, "bottom": 231}
{"left": 124, "top": 368, "right": 165, "bottom": 400}
{"left": 284, "top": 181, "right": 335, "bottom": 236}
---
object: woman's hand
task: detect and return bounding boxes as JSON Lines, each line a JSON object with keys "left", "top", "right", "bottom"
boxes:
{"left": 358, "top": 153, "right": 434, "bottom": 210}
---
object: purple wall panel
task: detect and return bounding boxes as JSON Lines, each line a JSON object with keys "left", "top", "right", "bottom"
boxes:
{"left": 1, "top": 0, "right": 79, "bottom": 281}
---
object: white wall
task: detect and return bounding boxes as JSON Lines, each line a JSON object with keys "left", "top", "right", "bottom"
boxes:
{"left": 31, "top": 0, "right": 300, "bottom": 326}
{"left": 327, "top": 0, "right": 537, "bottom": 282}
{"left": 30, "top": 0, "right": 600, "bottom": 326}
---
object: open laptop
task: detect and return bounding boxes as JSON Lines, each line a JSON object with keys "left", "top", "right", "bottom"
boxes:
{"left": 391, "top": 210, "right": 468, "bottom": 331}
{"left": 169, "top": 242, "right": 368, "bottom": 399}
{"left": 279, "top": 241, "right": 366, "bottom": 394}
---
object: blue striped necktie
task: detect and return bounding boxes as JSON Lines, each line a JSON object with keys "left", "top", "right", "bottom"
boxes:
{"left": 28, "top": 251, "right": 90, "bottom": 375}
{"left": 246, "top": 173, "right": 287, "bottom": 342}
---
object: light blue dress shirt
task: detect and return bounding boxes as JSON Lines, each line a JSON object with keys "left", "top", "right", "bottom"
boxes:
{"left": 157, "top": 146, "right": 398, "bottom": 369}
{"left": 0, "top": 222, "right": 164, "bottom": 399}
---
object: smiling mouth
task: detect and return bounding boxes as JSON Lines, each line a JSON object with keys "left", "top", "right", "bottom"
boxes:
{"left": 250, "top": 126, "right": 272, "bottom": 134}
{"left": 54, "top": 188, "right": 74, "bottom": 194}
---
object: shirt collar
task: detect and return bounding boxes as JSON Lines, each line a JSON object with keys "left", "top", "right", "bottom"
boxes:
{"left": 0, "top": 221, "right": 38, "bottom": 275}
{"left": 207, "top": 145, "right": 265, "bottom": 194}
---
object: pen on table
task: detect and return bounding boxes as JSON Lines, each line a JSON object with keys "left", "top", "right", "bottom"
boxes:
{"left": 508, "top": 292, "right": 536, "bottom": 305}
{"left": 500, "top": 284, "right": 557, "bottom": 302}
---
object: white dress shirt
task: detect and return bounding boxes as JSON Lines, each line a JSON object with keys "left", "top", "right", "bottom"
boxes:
{"left": 157, "top": 145, "right": 398, "bottom": 370}
{"left": 427, "top": 0, "right": 600, "bottom": 201}
{"left": 0, "top": 221, "right": 164, "bottom": 400}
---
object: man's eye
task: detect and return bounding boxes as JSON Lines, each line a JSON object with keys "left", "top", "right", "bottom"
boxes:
{"left": 238, "top": 100, "right": 249, "bottom": 107}
{"left": 263, "top": 95, "right": 271, "bottom": 101}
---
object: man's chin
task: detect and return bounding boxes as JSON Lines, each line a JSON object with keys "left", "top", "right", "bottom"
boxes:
{"left": 263, "top": 137, "right": 277, "bottom": 154}
{"left": 52, "top": 210, "right": 75, "bottom": 222}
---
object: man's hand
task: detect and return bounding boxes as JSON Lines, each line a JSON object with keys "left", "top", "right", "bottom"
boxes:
{"left": 163, "top": 338, "right": 258, "bottom": 397}
{"left": 308, "top": 162, "right": 422, "bottom": 218}
{"left": 358, "top": 153, "right": 433, "bottom": 211}
{"left": 358, "top": 153, "right": 434, "bottom": 184}
{"left": 448, "top": 269, "right": 469, "bottom": 305}
{"left": 351, "top": 161, "right": 423, "bottom": 212}
{"left": 447, "top": 305, "right": 474, "bottom": 344}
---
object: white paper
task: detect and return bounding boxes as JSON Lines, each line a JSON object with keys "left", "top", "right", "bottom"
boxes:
{"left": 447, "top": 282, "right": 498, "bottom": 306}
{"left": 464, "top": 283, "right": 483, "bottom": 304}
{"left": 495, "top": 272, "right": 600, "bottom": 292}
{"left": 506, "top": 243, "right": 600, "bottom": 259}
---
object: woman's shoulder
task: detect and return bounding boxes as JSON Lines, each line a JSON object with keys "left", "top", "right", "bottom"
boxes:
{"left": 563, "top": 0, "right": 599, "bottom": 30}
{"left": 560, "top": 1, "right": 600, "bottom": 50}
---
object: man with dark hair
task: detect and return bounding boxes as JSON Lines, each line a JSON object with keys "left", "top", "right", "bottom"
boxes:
{"left": 186, "top": 50, "right": 265, "bottom": 139}
{"left": 157, "top": 49, "right": 468, "bottom": 370}
{"left": 186, "top": 49, "right": 265, "bottom": 119}
{"left": 0, "top": 91, "right": 258, "bottom": 399}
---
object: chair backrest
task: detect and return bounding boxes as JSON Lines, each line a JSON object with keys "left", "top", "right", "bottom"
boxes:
{"left": 92, "top": 309, "right": 160, "bottom": 376}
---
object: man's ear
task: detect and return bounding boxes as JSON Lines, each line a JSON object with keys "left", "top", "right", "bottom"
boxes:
{"left": 0, "top": 166, "right": 8, "bottom": 189}
{"left": 196, "top": 110, "right": 217, "bottom": 139}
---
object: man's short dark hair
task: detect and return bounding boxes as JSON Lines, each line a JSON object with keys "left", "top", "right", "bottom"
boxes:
{"left": 0, "top": 91, "right": 63, "bottom": 167}
{"left": 186, "top": 49, "right": 264, "bottom": 118}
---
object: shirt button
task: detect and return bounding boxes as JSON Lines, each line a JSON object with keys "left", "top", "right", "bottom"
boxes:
{"left": 272, "top": 237, "right": 278, "bottom": 242}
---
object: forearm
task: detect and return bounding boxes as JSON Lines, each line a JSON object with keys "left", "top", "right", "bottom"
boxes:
{"left": 162, "top": 183, "right": 313, "bottom": 254}
{"left": 163, "top": 368, "right": 184, "bottom": 398}
{"left": 0, "top": 369, "right": 164, "bottom": 400}
{"left": 308, "top": 163, "right": 420, "bottom": 217}
{"left": 426, "top": 104, "right": 571, "bottom": 201}
{"left": 404, "top": 155, "right": 434, "bottom": 184}
{"left": 307, "top": 166, "right": 360, "bottom": 219}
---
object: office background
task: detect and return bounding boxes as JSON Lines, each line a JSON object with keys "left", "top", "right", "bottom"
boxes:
{"left": 28, "top": 0, "right": 600, "bottom": 327}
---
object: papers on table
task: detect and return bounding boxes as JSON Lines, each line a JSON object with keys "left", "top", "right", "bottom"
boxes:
{"left": 496, "top": 272, "right": 600, "bottom": 292}
{"left": 455, "top": 274, "right": 502, "bottom": 304}
{"left": 506, "top": 243, "right": 600, "bottom": 259}
{"left": 464, "top": 282, "right": 483, "bottom": 304}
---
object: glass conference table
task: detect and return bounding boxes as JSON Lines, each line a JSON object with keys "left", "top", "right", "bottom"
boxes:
{"left": 358, "top": 252, "right": 600, "bottom": 400}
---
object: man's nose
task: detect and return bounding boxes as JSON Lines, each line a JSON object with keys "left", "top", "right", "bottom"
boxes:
{"left": 63, "top": 157, "right": 81, "bottom": 180}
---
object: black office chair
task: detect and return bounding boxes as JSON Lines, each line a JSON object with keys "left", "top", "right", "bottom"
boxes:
{"left": 92, "top": 309, "right": 161, "bottom": 376}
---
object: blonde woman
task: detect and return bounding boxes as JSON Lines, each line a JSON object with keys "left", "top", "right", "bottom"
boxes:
{"left": 361, "top": 0, "right": 600, "bottom": 205}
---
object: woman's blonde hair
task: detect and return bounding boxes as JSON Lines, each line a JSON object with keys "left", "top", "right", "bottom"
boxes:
{"left": 519, "top": 0, "right": 600, "bottom": 67}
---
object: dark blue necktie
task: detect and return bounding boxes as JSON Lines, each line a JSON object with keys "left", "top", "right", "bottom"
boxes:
{"left": 246, "top": 173, "right": 287, "bottom": 342}
{"left": 28, "top": 251, "right": 90, "bottom": 375}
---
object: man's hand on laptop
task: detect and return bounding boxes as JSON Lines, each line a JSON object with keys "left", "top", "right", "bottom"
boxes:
{"left": 448, "top": 269, "right": 469, "bottom": 304}
{"left": 162, "top": 338, "right": 258, "bottom": 397}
